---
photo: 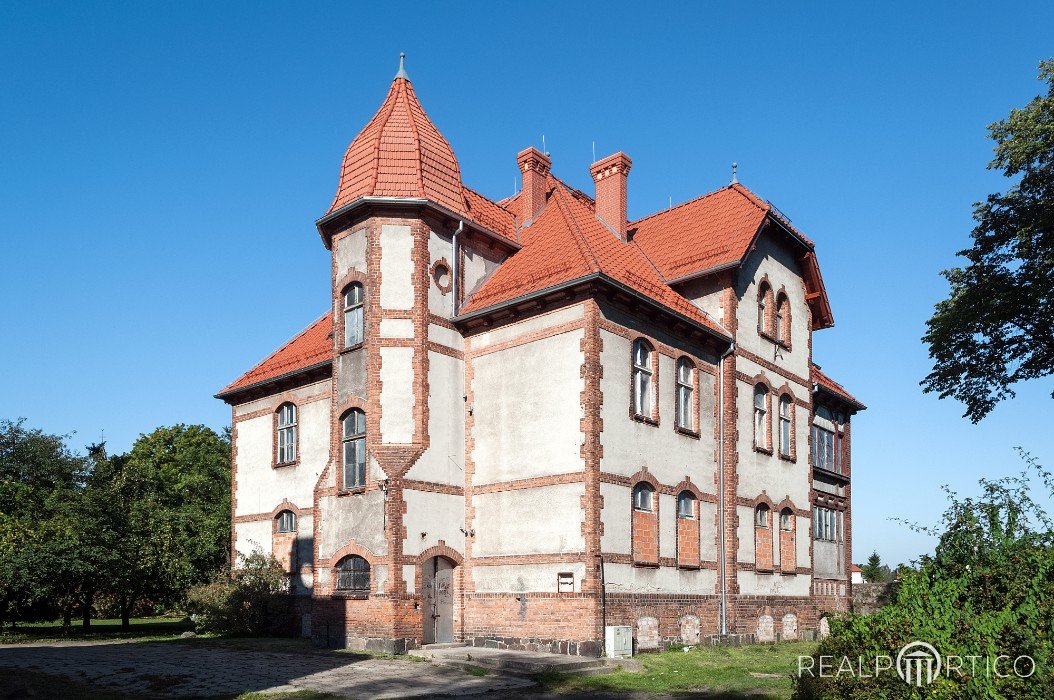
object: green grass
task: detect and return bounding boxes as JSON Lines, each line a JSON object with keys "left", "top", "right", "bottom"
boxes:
{"left": 534, "top": 641, "right": 817, "bottom": 699}
{"left": 0, "top": 616, "right": 193, "bottom": 644}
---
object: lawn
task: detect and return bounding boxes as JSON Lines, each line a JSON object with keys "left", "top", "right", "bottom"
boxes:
{"left": 0, "top": 616, "right": 193, "bottom": 644}
{"left": 536, "top": 641, "right": 817, "bottom": 699}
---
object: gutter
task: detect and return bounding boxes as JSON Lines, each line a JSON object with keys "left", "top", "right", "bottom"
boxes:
{"left": 813, "top": 383, "right": 867, "bottom": 412}
{"left": 716, "top": 342, "right": 735, "bottom": 636}
{"left": 454, "top": 272, "right": 732, "bottom": 344}
{"left": 315, "top": 196, "right": 520, "bottom": 251}
{"left": 214, "top": 359, "right": 332, "bottom": 403}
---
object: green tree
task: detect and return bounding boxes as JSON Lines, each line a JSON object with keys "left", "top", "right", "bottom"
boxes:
{"left": 859, "top": 551, "right": 892, "bottom": 583}
{"left": 794, "top": 452, "right": 1054, "bottom": 699}
{"left": 922, "top": 59, "right": 1054, "bottom": 421}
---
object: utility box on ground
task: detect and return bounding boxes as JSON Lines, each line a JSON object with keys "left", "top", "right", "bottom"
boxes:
{"left": 605, "top": 625, "right": 633, "bottom": 658}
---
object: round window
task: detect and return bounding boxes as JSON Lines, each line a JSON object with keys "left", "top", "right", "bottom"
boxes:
{"left": 432, "top": 263, "right": 451, "bottom": 291}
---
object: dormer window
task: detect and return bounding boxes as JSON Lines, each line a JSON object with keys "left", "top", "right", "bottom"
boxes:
{"left": 343, "top": 283, "right": 364, "bottom": 348}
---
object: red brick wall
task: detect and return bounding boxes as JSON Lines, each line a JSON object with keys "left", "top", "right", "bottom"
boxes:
{"left": 632, "top": 508, "right": 659, "bottom": 565}
{"left": 677, "top": 513, "right": 700, "bottom": 568}
{"left": 755, "top": 524, "right": 773, "bottom": 572}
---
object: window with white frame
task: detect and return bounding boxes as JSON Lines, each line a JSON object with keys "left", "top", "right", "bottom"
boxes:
{"left": 342, "top": 409, "right": 367, "bottom": 488}
{"left": 779, "top": 395, "right": 792, "bottom": 457}
{"left": 811, "top": 406, "right": 843, "bottom": 473}
{"left": 632, "top": 482, "right": 654, "bottom": 512}
{"left": 276, "top": 403, "right": 297, "bottom": 464}
{"left": 343, "top": 283, "right": 364, "bottom": 347}
{"left": 632, "top": 340, "right": 653, "bottom": 418}
{"left": 676, "top": 358, "right": 694, "bottom": 430}
{"left": 753, "top": 385, "right": 769, "bottom": 450}
{"left": 812, "top": 506, "right": 843, "bottom": 542}
{"left": 276, "top": 510, "right": 297, "bottom": 533}
{"left": 755, "top": 502, "right": 770, "bottom": 527}
{"left": 677, "top": 491, "right": 696, "bottom": 518}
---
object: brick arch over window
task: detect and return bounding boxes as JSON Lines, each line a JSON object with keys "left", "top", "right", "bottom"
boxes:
{"left": 417, "top": 541, "right": 464, "bottom": 567}
{"left": 630, "top": 470, "right": 659, "bottom": 566}
{"left": 324, "top": 541, "right": 378, "bottom": 596}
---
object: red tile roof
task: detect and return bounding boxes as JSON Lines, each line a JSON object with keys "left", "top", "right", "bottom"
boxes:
{"left": 811, "top": 364, "right": 865, "bottom": 410}
{"left": 218, "top": 315, "right": 332, "bottom": 397}
{"left": 460, "top": 177, "right": 730, "bottom": 339}
{"left": 325, "top": 75, "right": 517, "bottom": 245}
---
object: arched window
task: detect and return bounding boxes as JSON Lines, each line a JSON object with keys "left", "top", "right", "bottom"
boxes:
{"left": 758, "top": 282, "right": 770, "bottom": 333}
{"left": 779, "top": 507, "right": 796, "bottom": 571}
{"left": 755, "top": 503, "right": 770, "bottom": 528}
{"left": 342, "top": 409, "right": 367, "bottom": 488}
{"left": 276, "top": 403, "right": 297, "bottom": 465}
{"left": 276, "top": 510, "right": 297, "bottom": 533}
{"left": 677, "top": 491, "right": 696, "bottom": 519}
{"left": 631, "top": 340, "right": 653, "bottom": 419}
{"left": 753, "top": 385, "right": 769, "bottom": 450}
{"left": 676, "top": 358, "right": 694, "bottom": 430}
{"left": 335, "top": 555, "right": 371, "bottom": 592}
{"left": 780, "top": 508, "right": 793, "bottom": 531}
{"left": 343, "top": 283, "right": 364, "bottom": 347}
{"left": 632, "top": 482, "right": 654, "bottom": 512}
{"left": 779, "top": 395, "right": 792, "bottom": 457}
{"left": 776, "top": 294, "right": 790, "bottom": 344}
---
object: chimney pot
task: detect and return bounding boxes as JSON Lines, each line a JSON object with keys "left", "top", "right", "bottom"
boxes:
{"left": 516, "top": 147, "right": 551, "bottom": 226}
{"left": 590, "top": 152, "right": 632, "bottom": 240}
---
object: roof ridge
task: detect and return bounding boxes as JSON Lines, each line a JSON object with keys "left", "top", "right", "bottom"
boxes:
{"left": 552, "top": 184, "right": 601, "bottom": 273}
{"left": 631, "top": 183, "right": 766, "bottom": 227}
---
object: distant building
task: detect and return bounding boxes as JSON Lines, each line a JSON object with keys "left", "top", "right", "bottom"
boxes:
{"left": 217, "top": 58, "right": 865, "bottom": 654}
{"left": 851, "top": 564, "right": 864, "bottom": 584}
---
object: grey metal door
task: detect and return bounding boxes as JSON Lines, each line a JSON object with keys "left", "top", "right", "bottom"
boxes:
{"left": 422, "top": 556, "right": 454, "bottom": 644}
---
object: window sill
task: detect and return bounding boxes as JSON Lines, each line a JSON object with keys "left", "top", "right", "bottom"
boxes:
{"left": 273, "top": 460, "right": 299, "bottom": 470}
{"left": 674, "top": 425, "right": 700, "bottom": 439}
{"left": 759, "top": 331, "right": 791, "bottom": 351}
{"left": 340, "top": 342, "right": 364, "bottom": 355}
{"left": 632, "top": 560, "right": 660, "bottom": 569}
{"left": 755, "top": 567, "right": 774, "bottom": 575}
{"left": 677, "top": 563, "right": 701, "bottom": 571}
{"left": 779, "top": 452, "right": 796, "bottom": 463}
{"left": 754, "top": 446, "right": 773, "bottom": 456}
{"left": 631, "top": 413, "right": 659, "bottom": 427}
{"left": 338, "top": 486, "right": 367, "bottom": 497}
{"left": 332, "top": 591, "right": 370, "bottom": 600}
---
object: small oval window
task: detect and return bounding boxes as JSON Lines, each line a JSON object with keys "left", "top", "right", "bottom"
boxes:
{"left": 433, "top": 263, "right": 451, "bottom": 290}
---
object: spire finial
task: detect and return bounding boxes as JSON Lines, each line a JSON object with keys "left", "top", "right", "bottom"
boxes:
{"left": 730, "top": 162, "right": 739, "bottom": 185}
{"left": 395, "top": 52, "right": 409, "bottom": 80}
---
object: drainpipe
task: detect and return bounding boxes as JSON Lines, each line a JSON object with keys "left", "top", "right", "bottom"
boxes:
{"left": 451, "top": 220, "right": 464, "bottom": 316}
{"left": 717, "top": 341, "right": 735, "bottom": 637}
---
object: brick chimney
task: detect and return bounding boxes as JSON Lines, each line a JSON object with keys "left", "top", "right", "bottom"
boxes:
{"left": 590, "top": 152, "right": 632, "bottom": 240}
{"left": 516, "top": 147, "right": 551, "bottom": 226}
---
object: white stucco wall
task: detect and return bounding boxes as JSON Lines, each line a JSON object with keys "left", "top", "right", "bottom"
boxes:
{"left": 235, "top": 520, "right": 271, "bottom": 557}
{"left": 658, "top": 492, "right": 676, "bottom": 559}
{"left": 379, "top": 346, "right": 415, "bottom": 443}
{"left": 598, "top": 328, "right": 717, "bottom": 489}
{"left": 603, "top": 562, "right": 717, "bottom": 595}
{"left": 600, "top": 482, "right": 631, "bottom": 553}
{"left": 469, "top": 304, "right": 584, "bottom": 348}
{"left": 402, "top": 490, "right": 465, "bottom": 557}
{"left": 334, "top": 227, "right": 367, "bottom": 281}
{"left": 473, "top": 562, "right": 587, "bottom": 593}
{"left": 470, "top": 328, "right": 584, "bottom": 484}
{"left": 233, "top": 398, "right": 327, "bottom": 517}
{"left": 472, "top": 483, "right": 585, "bottom": 557}
{"left": 380, "top": 224, "right": 413, "bottom": 310}
{"left": 406, "top": 350, "right": 465, "bottom": 484}
{"left": 427, "top": 229, "right": 453, "bottom": 318}
{"left": 379, "top": 318, "right": 414, "bottom": 338}
{"left": 427, "top": 323, "right": 463, "bottom": 351}
{"left": 738, "top": 571, "right": 811, "bottom": 597}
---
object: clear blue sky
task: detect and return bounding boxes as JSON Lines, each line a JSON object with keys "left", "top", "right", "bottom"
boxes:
{"left": 3, "top": 2, "right": 1052, "bottom": 565}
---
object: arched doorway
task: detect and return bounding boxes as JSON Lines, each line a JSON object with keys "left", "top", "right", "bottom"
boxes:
{"left": 422, "top": 556, "right": 455, "bottom": 644}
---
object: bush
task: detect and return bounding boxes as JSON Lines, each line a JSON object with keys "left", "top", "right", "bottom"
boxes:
{"left": 794, "top": 452, "right": 1054, "bottom": 699}
{"left": 185, "top": 552, "right": 291, "bottom": 636}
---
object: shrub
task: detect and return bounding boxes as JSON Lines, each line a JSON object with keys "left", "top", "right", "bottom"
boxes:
{"left": 793, "top": 452, "right": 1054, "bottom": 698}
{"left": 185, "top": 551, "right": 291, "bottom": 636}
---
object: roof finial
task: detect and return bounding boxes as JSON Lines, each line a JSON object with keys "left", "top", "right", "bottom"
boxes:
{"left": 395, "top": 52, "right": 409, "bottom": 80}
{"left": 730, "top": 162, "right": 739, "bottom": 185}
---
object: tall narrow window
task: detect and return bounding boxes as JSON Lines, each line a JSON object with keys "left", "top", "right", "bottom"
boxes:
{"left": 753, "top": 385, "right": 769, "bottom": 450}
{"left": 776, "top": 294, "right": 790, "bottom": 344}
{"left": 779, "top": 395, "right": 792, "bottom": 457}
{"left": 632, "top": 482, "right": 654, "bottom": 512}
{"left": 675, "top": 358, "right": 694, "bottom": 430}
{"left": 342, "top": 409, "right": 366, "bottom": 488}
{"left": 276, "top": 403, "right": 297, "bottom": 464}
{"left": 632, "top": 340, "right": 653, "bottom": 419}
{"left": 811, "top": 406, "right": 839, "bottom": 472}
{"left": 758, "top": 283, "right": 769, "bottom": 333}
{"left": 343, "top": 283, "right": 364, "bottom": 347}
{"left": 335, "top": 555, "right": 371, "bottom": 592}
{"left": 780, "top": 508, "right": 793, "bottom": 531}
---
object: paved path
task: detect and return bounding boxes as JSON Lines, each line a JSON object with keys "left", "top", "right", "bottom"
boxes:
{"left": 0, "top": 639, "right": 535, "bottom": 698}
